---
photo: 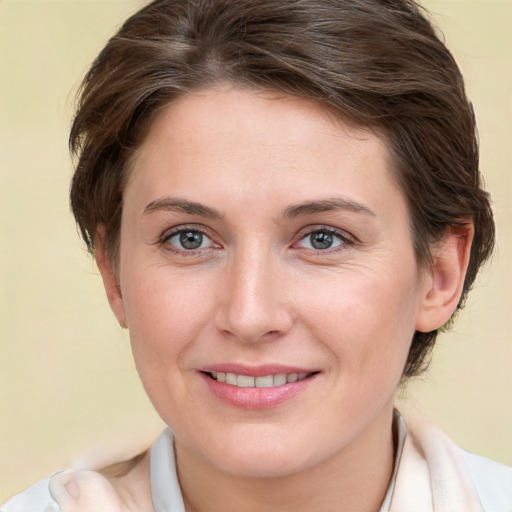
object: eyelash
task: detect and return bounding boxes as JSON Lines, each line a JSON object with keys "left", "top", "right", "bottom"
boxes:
{"left": 158, "top": 225, "right": 355, "bottom": 257}
{"left": 293, "top": 225, "right": 354, "bottom": 255}
{"left": 159, "top": 225, "right": 218, "bottom": 256}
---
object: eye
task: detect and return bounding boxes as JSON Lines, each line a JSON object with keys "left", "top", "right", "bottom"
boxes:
{"left": 164, "top": 229, "right": 215, "bottom": 252}
{"left": 296, "top": 229, "right": 346, "bottom": 251}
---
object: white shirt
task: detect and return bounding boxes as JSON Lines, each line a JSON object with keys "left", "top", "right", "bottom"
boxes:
{"left": 2, "top": 415, "right": 511, "bottom": 512}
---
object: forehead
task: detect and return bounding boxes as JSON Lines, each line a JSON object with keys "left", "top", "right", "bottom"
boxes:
{"left": 126, "top": 86, "right": 403, "bottom": 220}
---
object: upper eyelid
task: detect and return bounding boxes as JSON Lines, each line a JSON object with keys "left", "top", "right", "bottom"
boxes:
{"left": 160, "top": 224, "right": 214, "bottom": 240}
{"left": 158, "top": 226, "right": 219, "bottom": 256}
{"left": 295, "top": 225, "right": 354, "bottom": 242}
{"left": 157, "top": 223, "right": 355, "bottom": 248}
{"left": 290, "top": 230, "right": 358, "bottom": 262}
{"left": 154, "top": 225, "right": 218, "bottom": 253}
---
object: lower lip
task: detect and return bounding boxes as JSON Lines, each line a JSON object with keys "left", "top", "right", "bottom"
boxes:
{"left": 200, "top": 373, "right": 316, "bottom": 410}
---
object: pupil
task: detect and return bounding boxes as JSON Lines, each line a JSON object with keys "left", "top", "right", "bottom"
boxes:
{"left": 180, "top": 231, "right": 203, "bottom": 249}
{"left": 311, "top": 231, "right": 333, "bottom": 250}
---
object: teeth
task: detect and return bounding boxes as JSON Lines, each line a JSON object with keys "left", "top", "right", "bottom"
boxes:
{"left": 226, "top": 373, "right": 237, "bottom": 385}
{"left": 273, "top": 373, "right": 287, "bottom": 386}
{"left": 255, "top": 375, "right": 274, "bottom": 387}
{"left": 237, "top": 375, "right": 255, "bottom": 387}
{"left": 210, "top": 371, "right": 311, "bottom": 388}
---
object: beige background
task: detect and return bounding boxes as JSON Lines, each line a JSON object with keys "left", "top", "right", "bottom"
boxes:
{"left": 0, "top": 0, "right": 511, "bottom": 502}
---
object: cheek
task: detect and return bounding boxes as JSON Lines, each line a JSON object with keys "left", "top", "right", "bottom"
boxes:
{"left": 121, "top": 267, "right": 215, "bottom": 376}
{"left": 297, "top": 264, "right": 420, "bottom": 376}
{"left": 120, "top": 271, "right": 217, "bottom": 423}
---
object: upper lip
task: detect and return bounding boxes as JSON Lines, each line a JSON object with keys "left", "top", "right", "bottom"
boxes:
{"left": 199, "top": 364, "right": 318, "bottom": 377}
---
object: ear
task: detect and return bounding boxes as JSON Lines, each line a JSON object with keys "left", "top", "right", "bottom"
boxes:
{"left": 415, "top": 222, "right": 474, "bottom": 333}
{"left": 95, "top": 227, "right": 127, "bottom": 328}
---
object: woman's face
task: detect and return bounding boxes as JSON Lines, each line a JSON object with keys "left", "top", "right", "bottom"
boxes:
{"left": 113, "top": 86, "right": 432, "bottom": 477}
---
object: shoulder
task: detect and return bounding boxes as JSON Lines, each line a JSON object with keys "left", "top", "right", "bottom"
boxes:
{"left": 1, "top": 469, "right": 123, "bottom": 512}
{"left": 1, "top": 473, "right": 60, "bottom": 512}
{"left": 461, "top": 449, "right": 512, "bottom": 511}
{"left": 394, "top": 415, "right": 512, "bottom": 511}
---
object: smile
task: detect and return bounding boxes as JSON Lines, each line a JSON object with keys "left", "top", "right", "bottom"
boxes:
{"left": 207, "top": 371, "right": 312, "bottom": 388}
{"left": 200, "top": 367, "right": 319, "bottom": 409}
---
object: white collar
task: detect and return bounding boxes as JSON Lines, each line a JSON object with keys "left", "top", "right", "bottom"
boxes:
{"left": 150, "top": 428, "right": 186, "bottom": 512}
{"left": 149, "top": 410, "right": 408, "bottom": 512}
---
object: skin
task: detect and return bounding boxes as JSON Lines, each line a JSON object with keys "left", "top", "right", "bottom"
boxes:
{"left": 96, "top": 85, "right": 473, "bottom": 512}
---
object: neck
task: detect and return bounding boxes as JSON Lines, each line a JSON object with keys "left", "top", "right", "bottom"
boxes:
{"left": 175, "top": 408, "right": 396, "bottom": 512}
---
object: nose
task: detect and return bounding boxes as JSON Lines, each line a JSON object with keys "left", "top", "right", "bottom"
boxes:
{"left": 214, "top": 244, "right": 294, "bottom": 343}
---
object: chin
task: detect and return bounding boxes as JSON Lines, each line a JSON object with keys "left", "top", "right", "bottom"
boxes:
{"left": 198, "top": 427, "right": 319, "bottom": 479}
{"left": 215, "top": 451, "right": 310, "bottom": 479}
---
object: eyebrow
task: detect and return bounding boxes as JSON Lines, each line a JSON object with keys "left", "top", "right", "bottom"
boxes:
{"left": 283, "top": 198, "right": 376, "bottom": 219}
{"left": 142, "top": 196, "right": 375, "bottom": 220}
{"left": 143, "top": 197, "right": 225, "bottom": 219}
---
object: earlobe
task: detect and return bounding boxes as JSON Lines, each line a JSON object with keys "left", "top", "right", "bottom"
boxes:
{"left": 415, "top": 222, "right": 474, "bottom": 333}
{"left": 95, "top": 228, "right": 127, "bottom": 328}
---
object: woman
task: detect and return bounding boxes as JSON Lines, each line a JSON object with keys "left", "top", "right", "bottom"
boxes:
{"left": 2, "top": 0, "right": 511, "bottom": 510}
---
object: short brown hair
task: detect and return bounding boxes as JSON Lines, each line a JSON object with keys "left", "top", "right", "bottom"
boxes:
{"left": 69, "top": 0, "right": 495, "bottom": 377}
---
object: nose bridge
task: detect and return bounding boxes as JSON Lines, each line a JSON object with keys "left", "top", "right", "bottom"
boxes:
{"left": 216, "top": 239, "right": 291, "bottom": 342}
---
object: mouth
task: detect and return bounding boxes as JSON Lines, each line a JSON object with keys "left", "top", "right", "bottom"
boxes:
{"left": 199, "top": 367, "right": 319, "bottom": 409}
{"left": 204, "top": 371, "right": 315, "bottom": 388}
